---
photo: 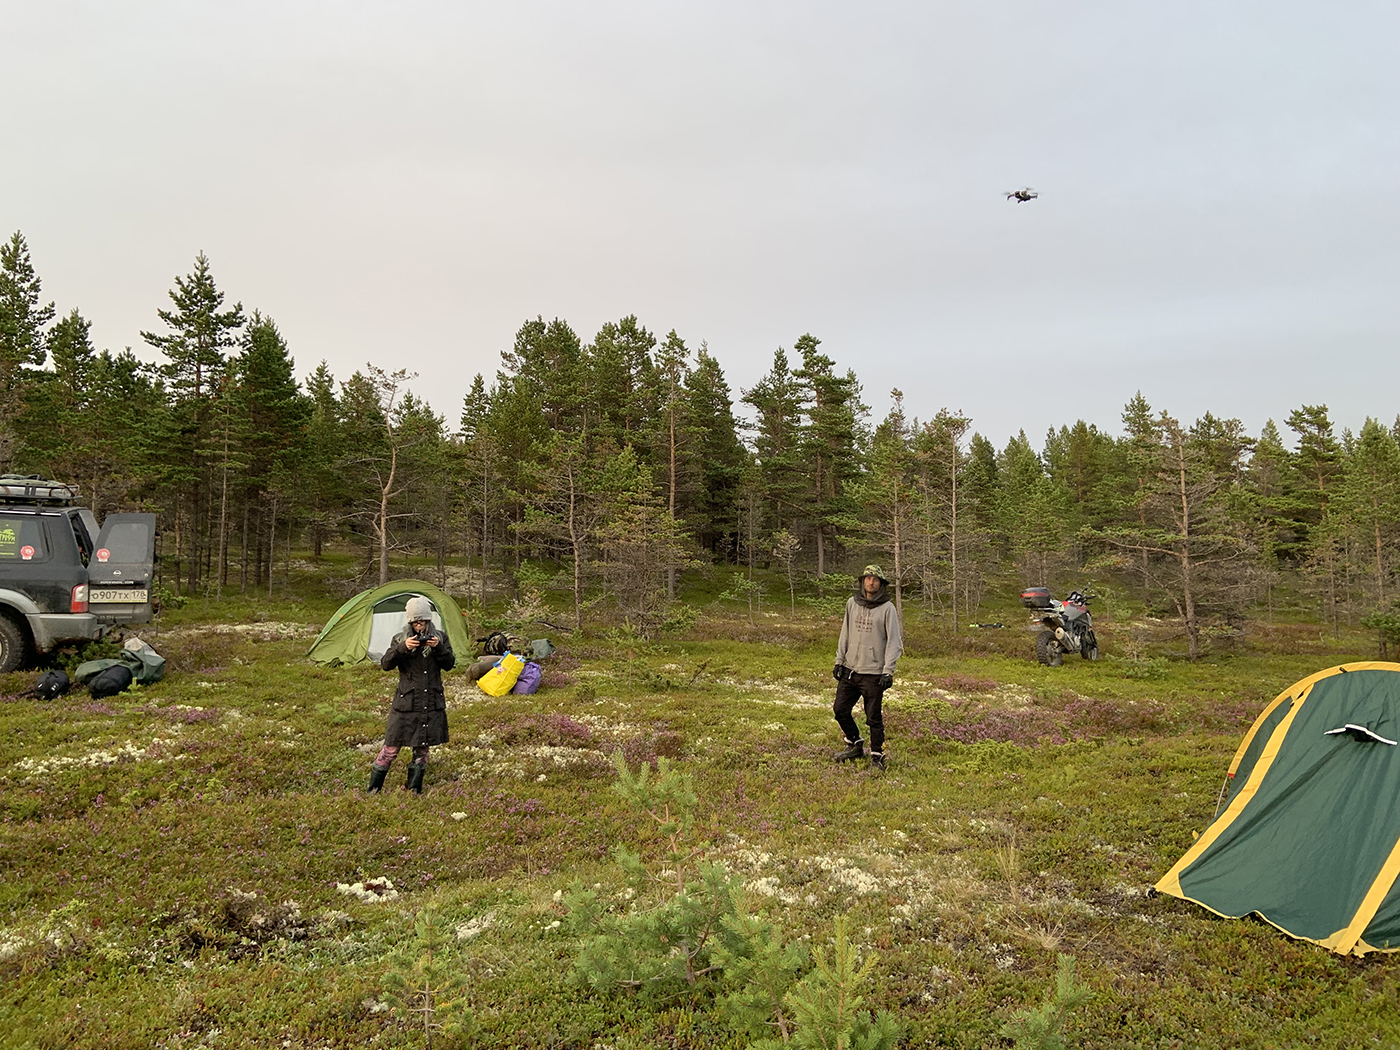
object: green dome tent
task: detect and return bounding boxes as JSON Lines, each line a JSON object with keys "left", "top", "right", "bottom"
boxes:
{"left": 306, "top": 580, "right": 471, "bottom": 667}
{"left": 1157, "top": 662, "right": 1400, "bottom": 955}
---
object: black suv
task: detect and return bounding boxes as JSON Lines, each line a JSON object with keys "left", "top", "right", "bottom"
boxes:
{"left": 0, "top": 476, "right": 156, "bottom": 671}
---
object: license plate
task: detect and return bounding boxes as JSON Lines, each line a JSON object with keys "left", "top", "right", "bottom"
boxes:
{"left": 90, "top": 588, "right": 149, "bottom": 604}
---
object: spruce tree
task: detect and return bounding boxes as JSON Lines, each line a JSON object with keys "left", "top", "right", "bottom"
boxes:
{"left": 234, "top": 313, "right": 309, "bottom": 590}
{"left": 682, "top": 343, "right": 746, "bottom": 556}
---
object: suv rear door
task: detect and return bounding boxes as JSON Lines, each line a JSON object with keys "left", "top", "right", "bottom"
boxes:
{"left": 89, "top": 513, "right": 157, "bottom": 623}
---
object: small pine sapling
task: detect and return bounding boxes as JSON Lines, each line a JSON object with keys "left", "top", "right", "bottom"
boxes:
{"left": 381, "top": 906, "right": 476, "bottom": 1049}
{"left": 770, "top": 916, "right": 901, "bottom": 1050}
{"left": 998, "top": 954, "right": 1093, "bottom": 1050}
{"left": 712, "top": 905, "right": 808, "bottom": 1043}
{"left": 564, "top": 753, "right": 750, "bottom": 1002}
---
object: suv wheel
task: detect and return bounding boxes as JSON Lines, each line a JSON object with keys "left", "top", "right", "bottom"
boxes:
{"left": 0, "top": 614, "right": 30, "bottom": 673}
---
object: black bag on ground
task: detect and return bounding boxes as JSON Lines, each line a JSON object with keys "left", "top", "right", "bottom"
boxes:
{"left": 24, "top": 669, "right": 70, "bottom": 701}
{"left": 88, "top": 664, "right": 134, "bottom": 699}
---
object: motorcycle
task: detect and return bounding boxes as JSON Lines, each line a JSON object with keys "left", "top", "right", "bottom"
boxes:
{"left": 1021, "top": 587, "right": 1099, "bottom": 666}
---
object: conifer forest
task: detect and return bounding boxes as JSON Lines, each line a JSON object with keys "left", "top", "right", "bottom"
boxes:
{"left": 4, "top": 230, "right": 1399, "bottom": 650}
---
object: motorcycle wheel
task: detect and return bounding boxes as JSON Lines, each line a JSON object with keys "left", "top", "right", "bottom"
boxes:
{"left": 1035, "top": 631, "right": 1063, "bottom": 667}
{"left": 1081, "top": 645, "right": 1099, "bottom": 661}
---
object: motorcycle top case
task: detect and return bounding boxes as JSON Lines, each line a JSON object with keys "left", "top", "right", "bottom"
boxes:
{"left": 1020, "top": 586, "right": 1053, "bottom": 609}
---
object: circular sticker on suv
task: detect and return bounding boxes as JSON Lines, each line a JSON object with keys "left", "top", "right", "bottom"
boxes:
{"left": 97, "top": 548, "right": 110, "bottom": 562}
{"left": 20, "top": 545, "right": 33, "bottom": 561}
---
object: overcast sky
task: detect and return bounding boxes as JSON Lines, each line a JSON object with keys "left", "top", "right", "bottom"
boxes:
{"left": 5, "top": 1, "right": 1398, "bottom": 447}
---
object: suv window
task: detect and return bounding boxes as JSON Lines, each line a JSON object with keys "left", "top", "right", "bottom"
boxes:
{"left": 70, "top": 514, "right": 93, "bottom": 566}
{"left": 0, "top": 515, "right": 48, "bottom": 562}
{"left": 99, "top": 521, "right": 150, "bottom": 563}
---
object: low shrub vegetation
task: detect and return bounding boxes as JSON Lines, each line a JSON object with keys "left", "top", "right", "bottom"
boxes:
{"left": 1, "top": 590, "right": 1397, "bottom": 1048}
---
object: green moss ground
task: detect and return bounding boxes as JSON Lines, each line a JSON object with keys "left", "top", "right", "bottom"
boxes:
{"left": 2, "top": 583, "right": 1398, "bottom": 1048}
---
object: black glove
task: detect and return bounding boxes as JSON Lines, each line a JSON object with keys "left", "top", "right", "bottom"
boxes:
{"left": 833, "top": 663, "right": 847, "bottom": 681}
{"left": 878, "top": 673, "right": 894, "bottom": 690}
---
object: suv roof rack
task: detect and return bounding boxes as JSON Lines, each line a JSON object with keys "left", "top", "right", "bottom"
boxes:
{"left": 0, "top": 475, "right": 79, "bottom": 505}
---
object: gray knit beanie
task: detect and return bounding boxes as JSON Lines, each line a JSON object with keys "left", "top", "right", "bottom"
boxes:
{"left": 404, "top": 596, "right": 434, "bottom": 622}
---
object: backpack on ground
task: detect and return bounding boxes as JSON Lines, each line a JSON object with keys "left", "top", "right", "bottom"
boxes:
{"left": 511, "top": 661, "right": 543, "bottom": 695}
{"left": 23, "top": 668, "right": 70, "bottom": 701}
{"left": 88, "top": 664, "right": 134, "bottom": 699}
{"left": 477, "top": 652, "right": 525, "bottom": 697}
{"left": 478, "top": 631, "right": 510, "bottom": 656}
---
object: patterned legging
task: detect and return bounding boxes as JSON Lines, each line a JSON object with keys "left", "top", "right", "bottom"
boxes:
{"left": 374, "top": 744, "right": 430, "bottom": 768}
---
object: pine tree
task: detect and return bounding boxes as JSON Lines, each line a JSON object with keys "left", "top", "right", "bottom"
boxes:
{"left": 1104, "top": 411, "right": 1257, "bottom": 658}
{"left": 793, "top": 334, "right": 865, "bottom": 579}
{"left": 596, "top": 449, "right": 697, "bottom": 635}
{"left": 742, "top": 348, "right": 807, "bottom": 545}
{"left": 1287, "top": 405, "right": 1345, "bottom": 629}
{"left": 853, "top": 391, "right": 917, "bottom": 614}
{"left": 1336, "top": 419, "right": 1400, "bottom": 608}
{"left": 501, "top": 316, "right": 587, "bottom": 435}
{"left": 516, "top": 434, "right": 614, "bottom": 628}
{"left": 301, "top": 362, "right": 347, "bottom": 560}
{"left": 914, "top": 409, "right": 980, "bottom": 629}
{"left": 587, "top": 315, "right": 657, "bottom": 453}
{"left": 141, "top": 252, "right": 245, "bottom": 593}
{"left": 652, "top": 330, "right": 694, "bottom": 597}
{"left": 1245, "top": 419, "right": 1296, "bottom": 616}
{"left": 458, "top": 373, "right": 503, "bottom": 605}
{"left": 997, "top": 431, "right": 1067, "bottom": 588}
{"left": 0, "top": 232, "right": 56, "bottom": 471}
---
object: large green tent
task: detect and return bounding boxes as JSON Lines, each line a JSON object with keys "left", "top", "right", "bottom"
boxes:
{"left": 306, "top": 579, "right": 471, "bottom": 667}
{"left": 1157, "top": 662, "right": 1400, "bottom": 955}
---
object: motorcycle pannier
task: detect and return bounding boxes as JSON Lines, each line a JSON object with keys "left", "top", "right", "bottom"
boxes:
{"left": 1020, "top": 587, "right": 1052, "bottom": 609}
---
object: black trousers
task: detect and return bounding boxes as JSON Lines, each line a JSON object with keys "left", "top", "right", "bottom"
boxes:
{"left": 834, "top": 672, "right": 886, "bottom": 753}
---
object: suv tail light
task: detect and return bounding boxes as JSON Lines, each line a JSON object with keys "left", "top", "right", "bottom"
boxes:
{"left": 71, "top": 584, "right": 88, "bottom": 613}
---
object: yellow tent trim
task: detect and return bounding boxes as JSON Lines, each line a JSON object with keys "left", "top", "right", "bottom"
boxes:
{"left": 1158, "top": 662, "right": 1400, "bottom": 952}
{"left": 1224, "top": 663, "right": 1400, "bottom": 776}
{"left": 1155, "top": 676, "right": 1325, "bottom": 897}
{"left": 1334, "top": 831, "right": 1400, "bottom": 955}
{"left": 1156, "top": 888, "right": 1349, "bottom": 951}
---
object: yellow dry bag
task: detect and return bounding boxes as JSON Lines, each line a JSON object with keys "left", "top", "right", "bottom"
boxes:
{"left": 477, "top": 652, "right": 525, "bottom": 697}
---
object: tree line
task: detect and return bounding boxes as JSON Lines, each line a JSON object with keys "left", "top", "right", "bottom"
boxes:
{"left": 3, "top": 232, "right": 1398, "bottom": 651}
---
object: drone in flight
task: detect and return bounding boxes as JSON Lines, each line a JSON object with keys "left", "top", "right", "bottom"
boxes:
{"left": 1006, "top": 188, "right": 1038, "bottom": 203}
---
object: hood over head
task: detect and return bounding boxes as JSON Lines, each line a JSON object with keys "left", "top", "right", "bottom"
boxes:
{"left": 854, "top": 565, "right": 891, "bottom": 607}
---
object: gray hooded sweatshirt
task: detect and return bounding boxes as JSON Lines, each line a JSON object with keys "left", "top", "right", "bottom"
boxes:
{"left": 834, "top": 584, "right": 903, "bottom": 676}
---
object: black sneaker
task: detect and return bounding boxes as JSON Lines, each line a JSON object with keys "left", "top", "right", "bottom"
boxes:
{"left": 870, "top": 752, "right": 886, "bottom": 771}
{"left": 834, "top": 740, "right": 865, "bottom": 762}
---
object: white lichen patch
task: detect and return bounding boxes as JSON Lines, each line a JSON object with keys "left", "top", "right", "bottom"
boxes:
{"left": 445, "top": 740, "right": 610, "bottom": 781}
{"left": 13, "top": 737, "right": 179, "bottom": 778}
{"left": 456, "top": 910, "right": 496, "bottom": 940}
{"left": 713, "top": 676, "right": 828, "bottom": 709}
{"left": 163, "top": 621, "right": 317, "bottom": 642}
{"left": 336, "top": 877, "right": 399, "bottom": 903}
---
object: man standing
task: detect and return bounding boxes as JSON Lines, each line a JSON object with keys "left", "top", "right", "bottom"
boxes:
{"left": 832, "top": 565, "right": 903, "bottom": 770}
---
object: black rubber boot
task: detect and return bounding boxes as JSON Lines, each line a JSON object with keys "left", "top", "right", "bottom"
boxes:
{"left": 406, "top": 762, "right": 427, "bottom": 794}
{"left": 870, "top": 751, "right": 887, "bottom": 771}
{"left": 367, "top": 765, "right": 389, "bottom": 793}
{"left": 834, "top": 738, "right": 865, "bottom": 763}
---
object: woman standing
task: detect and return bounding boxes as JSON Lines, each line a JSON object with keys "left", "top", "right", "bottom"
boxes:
{"left": 368, "top": 596, "right": 456, "bottom": 794}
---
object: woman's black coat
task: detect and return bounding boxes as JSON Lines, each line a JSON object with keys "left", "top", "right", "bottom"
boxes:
{"left": 380, "top": 628, "right": 456, "bottom": 747}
